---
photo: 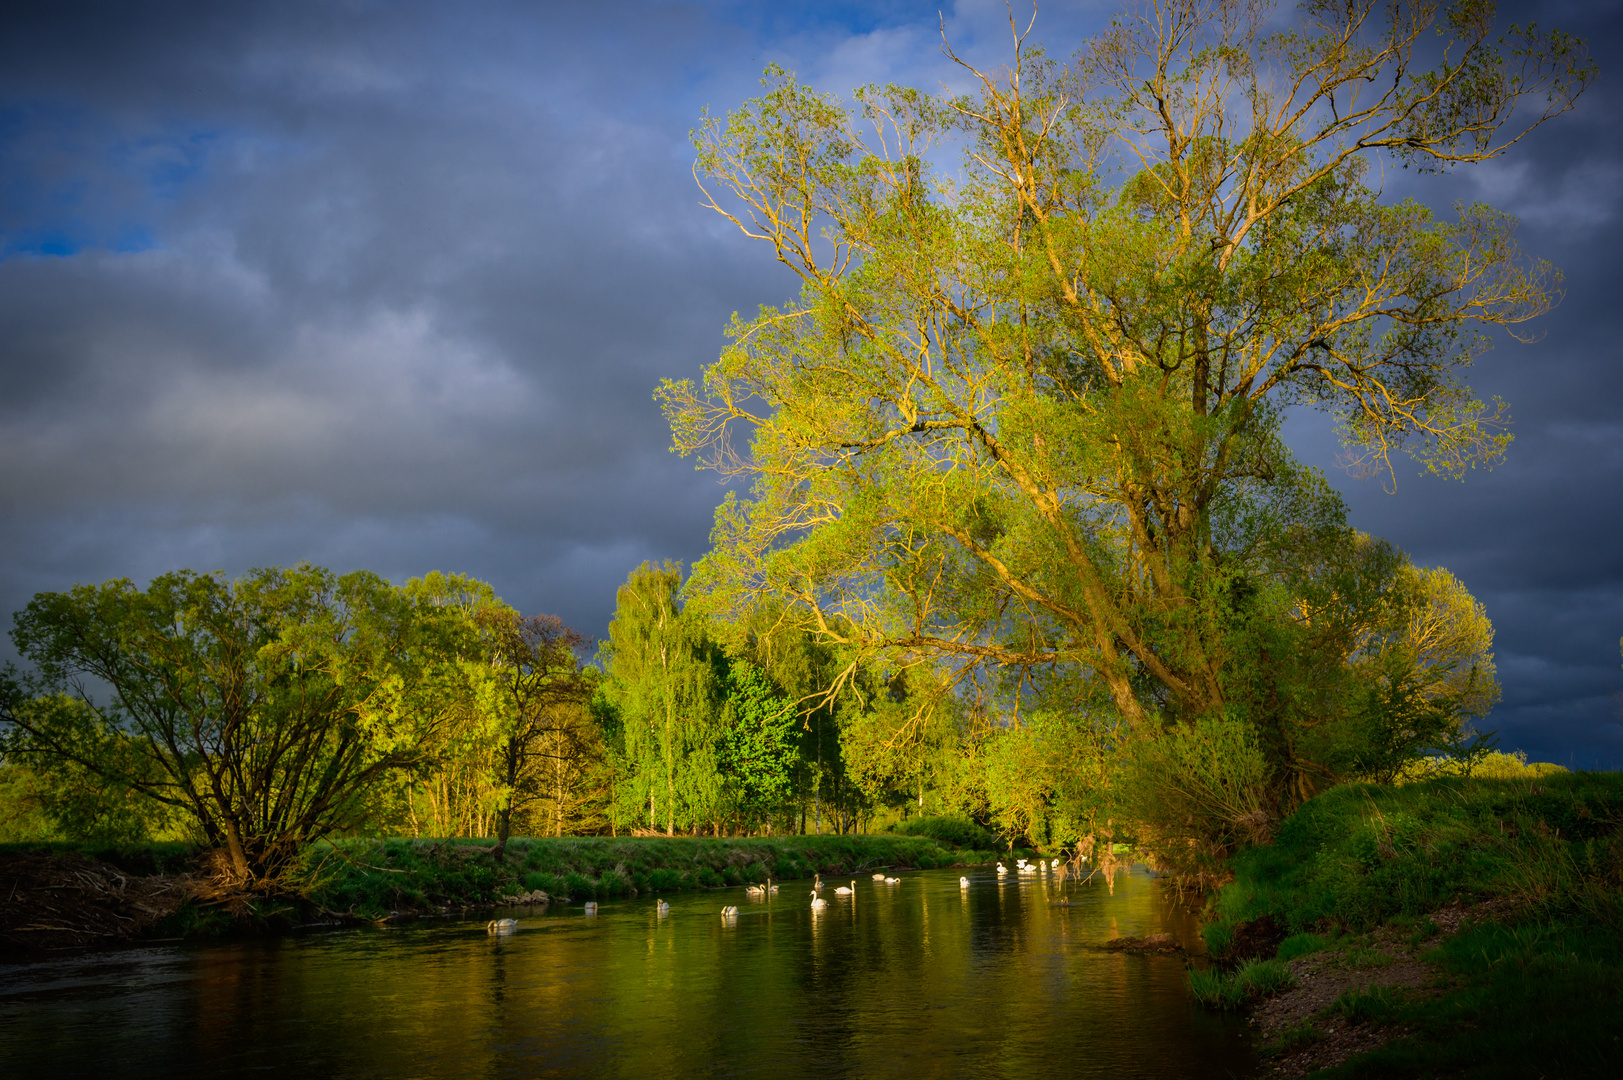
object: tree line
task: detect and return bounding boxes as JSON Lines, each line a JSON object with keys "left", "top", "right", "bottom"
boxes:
{"left": 1, "top": 1, "right": 1592, "bottom": 892}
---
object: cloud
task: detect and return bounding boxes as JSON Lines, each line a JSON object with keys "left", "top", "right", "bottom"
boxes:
{"left": 0, "top": 0, "right": 1619, "bottom": 767}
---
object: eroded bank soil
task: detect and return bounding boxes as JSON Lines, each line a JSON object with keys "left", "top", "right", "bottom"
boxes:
{"left": 1251, "top": 899, "right": 1521, "bottom": 1078}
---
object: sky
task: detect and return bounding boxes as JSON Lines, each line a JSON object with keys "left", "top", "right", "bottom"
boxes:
{"left": 1, "top": 0, "right": 1619, "bottom": 767}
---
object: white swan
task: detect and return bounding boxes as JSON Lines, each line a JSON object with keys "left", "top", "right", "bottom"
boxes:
{"left": 959, "top": 876, "right": 970, "bottom": 887}
{"left": 884, "top": 876, "right": 900, "bottom": 884}
{"left": 655, "top": 900, "right": 669, "bottom": 916}
{"left": 997, "top": 864, "right": 1008, "bottom": 876}
{"left": 872, "top": 872, "right": 887, "bottom": 880}
{"left": 810, "top": 891, "right": 828, "bottom": 910}
{"left": 583, "top": 902, "right": 598, "bottom": 914}
{"left": 768, "top": 879, "right": 779, "bottom": 895}
{"left": 720, "top": 905, "right": 738, "bottom": 918}
{"left": 745, "top": 884, "right": 766, "bottom": 898}
{"left": 834, "top": 879, "right": 855, "bottom": 895}
{"left": 487, "top": 918, "right": 518, "bottom": 933}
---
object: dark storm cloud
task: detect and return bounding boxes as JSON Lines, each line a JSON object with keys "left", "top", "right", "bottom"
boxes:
{"left": 1, "top": 0, "right": 1619, "bottom": 763}
{"left": 0, "top": 0, "right": 784, "bottom": 639}
{"left": 1283, "top": 0, "right": 1623, "bottom": 765}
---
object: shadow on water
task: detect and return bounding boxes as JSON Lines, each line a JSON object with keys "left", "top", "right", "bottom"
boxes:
{"left": 0, "top": 865, "right": 1254, "bottom": 1078}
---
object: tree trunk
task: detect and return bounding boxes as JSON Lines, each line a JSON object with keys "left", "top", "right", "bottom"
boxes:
{"left": 223, "top": 819, "right": 253, "bottom": 885}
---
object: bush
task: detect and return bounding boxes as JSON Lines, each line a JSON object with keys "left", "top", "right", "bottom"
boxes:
{"left": 1117, "top": 712, "right": 1273, "bottom": 886}
{"left": 891, "top": 813, "right": 997, "bottom": 850}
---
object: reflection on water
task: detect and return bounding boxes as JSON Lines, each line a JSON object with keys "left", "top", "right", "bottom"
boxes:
{"left": 0, "top": 865, "right": 1253, "bottom": 1078}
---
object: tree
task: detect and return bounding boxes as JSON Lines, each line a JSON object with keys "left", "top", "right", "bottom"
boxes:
{"left": 0, "top": 565, "right": 480, "bottom": 888}
{"left": 662, "top": 0, "right": 1587, "bottom": 800}
{"left": 598, "top": 561, "right": 724, "bottom": 834}
{"left": 476, "top": 609, "right": 590, "bottom": 857}
{"left": 717, "top": 660, "right": 798, "bottom": 830}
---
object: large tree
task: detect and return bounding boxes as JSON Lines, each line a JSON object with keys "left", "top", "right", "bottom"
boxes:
{"left": 0, "top": 565, "right": 482, "bottom": 887}
{"left": 661, "top": 0, "right": 1587, "bottom": 797}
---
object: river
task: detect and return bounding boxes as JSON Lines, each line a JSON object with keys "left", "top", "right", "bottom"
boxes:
{"left": 0, "top": 864, "right": 1254, "bottom": 1078}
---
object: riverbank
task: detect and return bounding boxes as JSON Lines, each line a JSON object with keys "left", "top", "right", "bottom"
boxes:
{"left": 308, "top": 833, "right": 998, "bottom": 918}
{"left": 0, "top": 833, "right": 996, "bottom": 950}
{"left": 1193, "top": 772, "right": 1623, "bottom": 1078}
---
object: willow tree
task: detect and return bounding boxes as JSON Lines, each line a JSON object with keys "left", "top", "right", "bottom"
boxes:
{"left": 598, "top": 561, "right": 723, "bottom": 834}
{"left": 1, "top": 566, "right": 481, "bottom": 887}
{"left": 661, "top": 0, "right": 1587, "bottom": 797}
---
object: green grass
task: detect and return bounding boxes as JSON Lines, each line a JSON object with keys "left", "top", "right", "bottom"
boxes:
{"left": 1187, "top": 956, "right": 1297, "bottom": 1009}
{"left": 1203, "top": 772, "right": 1623, "bottom": 941}
{"left": 1190, "top": 771, "right": 1623, "bottom": 1077}
{"left": 1276, "top": 932, "right": 1333, "bottom": 962}
{"left": 302, "top": 833, "right": 991, "bottom": 918}
{"left": 0, "top": 839, "right": 201, "bottom": 875}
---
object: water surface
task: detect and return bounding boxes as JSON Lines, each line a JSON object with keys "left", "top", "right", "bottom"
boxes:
{"left": 0, "top": 865, "right": 1254, "bottom": 1078}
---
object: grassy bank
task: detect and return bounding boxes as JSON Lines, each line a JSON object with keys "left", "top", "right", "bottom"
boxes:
{"left": 1, "top": 832, "right": 995, "bottom": 948}
{"left": 1196, "top": 772, "right": 1623, "bottom": 1077}
{"left": 304, "top": 833, "right": 995, "bottom": 918}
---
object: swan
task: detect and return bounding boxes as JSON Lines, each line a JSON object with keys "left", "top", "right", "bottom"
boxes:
{"left": 872, "top": 872, "right": 887, "bottom": 880}
{"left": 656, "top": 900, "right": 669, "bottom": 916}
{"left": 885, "top": 876, "right": 900, "bottom": 884}
{"left": 487, "top": 918, "right": 518, "bottom": 933}
{"left": 583, "top": 902, "right": 598, "bottom": 914}
{"left": 768, "top": 879, "right": 779, "bottom": 895}
{"left": 720, "top": 905, "right": 738, "bottom": 918}
{"left": 745, "top": 884, "right": 766, "bottom": 898}
{"left": 834, "top": 879, "right": 855, "bottom": 895}
{"left": 960, "top": 876, "right": 970, "bottom": 887}
{"left": 810, "top": 891, "right": 828, "bottom": 910}
{"left": 997, "top": 864, "right": 1008, "bottom": 875}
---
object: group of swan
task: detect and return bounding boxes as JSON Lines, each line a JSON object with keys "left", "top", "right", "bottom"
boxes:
{"left": 495, "top": 864, "right": 986, "bottom": 933}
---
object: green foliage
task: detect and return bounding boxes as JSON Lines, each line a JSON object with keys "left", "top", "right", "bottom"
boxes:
{"left": 664, "top": 0, "right": 1584, "bottom": 830}
{"left": 1262, "top": 1021, "right": 1324, "bottom": 1058}
{"left": 1118, "top": 711, "right": 1273, "bottom": 883}
{"left": 2, "top": 564, "right": 493, "bottom": 886}
{"left": 598, "top": 561, "right": 728, "bottom": 835}
{"left": 890, "top": 813, "right": 996, "bottom": 850}
{"left": 718, "top": 660, "right": 798, "bottom": 822}
{"left": 306, "top": 833, "right": 971, "bottom": 917}
{"left": 0, "top": 839, "right": 199, "bottom": 876}
{"left": 1187, "top": 957, "right": 1296, "bottom": 1010}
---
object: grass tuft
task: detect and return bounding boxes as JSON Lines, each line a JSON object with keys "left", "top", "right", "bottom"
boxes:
{"left": 1187, "top": 957, "right": 1296, "bottom": 1010}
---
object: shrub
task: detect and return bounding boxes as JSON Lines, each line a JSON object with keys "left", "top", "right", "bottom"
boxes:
{"left": 1118, "top": 712, "right": 1273, "bottom": 886}
{"left": 891, "top": 813, "right": 996, "bottom": 850}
